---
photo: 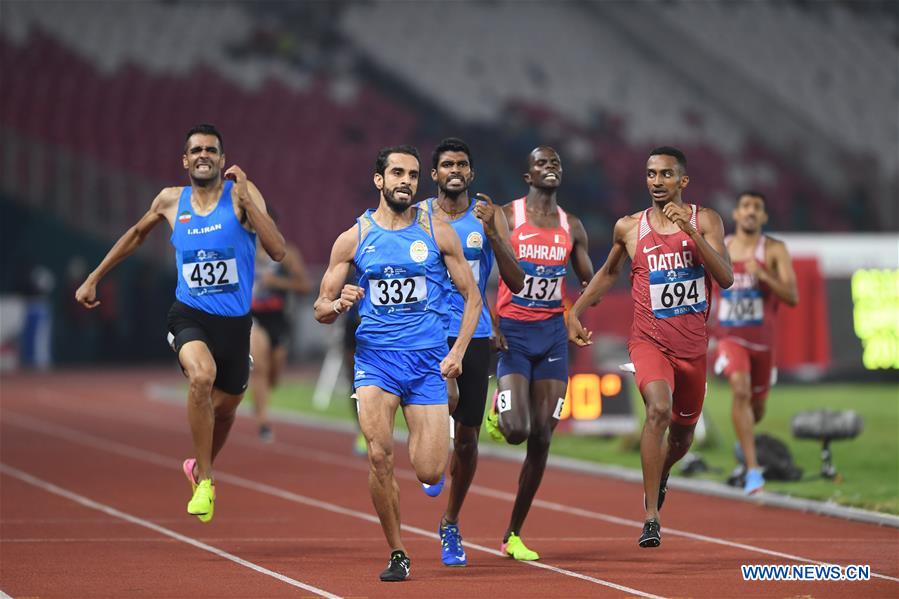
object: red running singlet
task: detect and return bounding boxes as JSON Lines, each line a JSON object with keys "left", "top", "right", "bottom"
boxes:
{"left": 630, "top": 204, "right": 712, "bottom": 358}
{"left": 496, "top": 198, "right": 572, "bottom": 322}
{"left": 715, "top": 234, "right": 779, "bottom": 350}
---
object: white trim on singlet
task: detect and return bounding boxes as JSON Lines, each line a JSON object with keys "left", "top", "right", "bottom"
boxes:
{"left": 638, "top": 209, "right": 651, "bottom": 241}
{"left": 558, "top": 207, "right": 570, "bottom": 232}
{"left": 513, "top": 198, "right": 526, "bottom": 229}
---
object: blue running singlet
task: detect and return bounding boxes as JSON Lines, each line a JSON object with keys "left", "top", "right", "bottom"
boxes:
{"left": 171, "top": 180, "right": 256, "bottom": 316}
{"left": 353, "top": 207, "right": 449, "bottom": 350}
{"left": 421, "top": 198, "right": 493, "bottom": 338}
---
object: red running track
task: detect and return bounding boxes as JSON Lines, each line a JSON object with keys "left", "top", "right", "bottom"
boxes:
{"left": 1, "top": 370, "right": 897, "bottom": 598}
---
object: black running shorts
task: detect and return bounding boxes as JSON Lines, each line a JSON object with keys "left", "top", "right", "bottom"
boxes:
{"left": 448, "top": 336, "right": 491, "bottom": 428}
{"left": 166, "top": 300, "right": 252, "bottom": 395}
{"left": 251, "top": 310, "right": 290, "bottom": 349}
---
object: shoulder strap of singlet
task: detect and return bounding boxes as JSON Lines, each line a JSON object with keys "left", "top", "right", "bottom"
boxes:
{"left": 513, "top": 198, "right": 526, "bottom": 229}
{"left": 557, "top": 206, "right": 570, "bottom": 232}
{"left": 756, "top": 234, "right": 767, "bottom": 262}
{"left": 638, "top": 208, "right": 651, "bottom": 241}
{"left": 358, "top": 211, "right": 374, "bottom": 244}
{"left": 416, "top": 206, "right": 436, "bottom": 241}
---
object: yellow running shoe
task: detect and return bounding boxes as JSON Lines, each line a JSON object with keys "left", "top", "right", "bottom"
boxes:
{"left": 501, "top": 533, "right": 539, "bottom": 561}
{"left": 484, "top": 406, "right": 504, "bottom": 442}
{"left": 187, "top": 479, "right": 215, "bottom": 523}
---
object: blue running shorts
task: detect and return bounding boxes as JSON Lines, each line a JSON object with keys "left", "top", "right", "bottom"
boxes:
{"left": 354, "top": 346, "right": 448, "bottom": 405}
{"left": 497, "top": 315, "right": 568, "bottom": 382}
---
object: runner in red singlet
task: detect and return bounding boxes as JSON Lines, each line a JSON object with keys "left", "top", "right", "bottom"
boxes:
{"left": 484, "top": 146, "right": 593, "bottom": 560}
{"left": 713, "top": 191, "right": 798, "bottom": 494}
{"left": 567, "top": 147, "right": 734, "bottom": 548}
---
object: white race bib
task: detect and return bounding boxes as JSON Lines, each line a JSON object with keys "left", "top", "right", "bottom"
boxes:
{"left": 182, "top": 248, "right": 239, "bottom": 296}
{"left": 648, "top": 266, "right": 707, "bottom": 318}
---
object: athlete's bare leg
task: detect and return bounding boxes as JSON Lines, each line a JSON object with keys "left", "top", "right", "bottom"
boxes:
{"left": 270, "top": 344, "right": 287, "bottom": 387}
{"left": 640, "top": 380, "right": 673, "bottom": 522}
{"left": 661, "top": 421, "right": 696, "bottom": 477}
{"left": 497, "top": 373, "right": 532, "bottom": 444}
{"left": 178, "top": 340, "right": 217, "bottom": 482}
{"left": 444, "top": 421, "right": 480, "bottom": 524}
{"left": 357, "top": 386, "right": 405, "bottom": 553}
{"left": 503, "top": 378, "right": 565, "bottom": 540}
{"left": 729, "top": 371, "right": 759, "bottom": 470}
{"left": 211, "top": 388, "right": 244, "bottom": 462}
{"left": 249, "top": 324, "right": 272, "bottom": 429}
{"left": 403, "top": 403, "right": 450, "bottom": 484}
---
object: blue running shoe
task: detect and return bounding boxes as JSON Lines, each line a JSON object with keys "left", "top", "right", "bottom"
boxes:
{"left": 744, "top": 468, "right": 765, "bottom": 495}
{"left": 439, "top": 522, "right": 467, "bottom": 566}
{"left": 422, "top": 473, "right": 445, "bottom": 497}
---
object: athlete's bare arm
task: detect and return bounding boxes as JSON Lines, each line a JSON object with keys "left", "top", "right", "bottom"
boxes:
{"left": 314, "top": 226, "right": 363, "bottom": 324}
{"left": 474, "top": 193, "right": 524, "bottom": 292}
{"left": 567, "top": 214, "right": 594, "bottom": 285}
{"left": 567, "top": 215, "right": 637, "bottom": 346}
{"left": 225, "top": 165, "right": 286, "bottom": 262}
{"left": 751, "top": 238, "right": 798, "bottom": 306}
{"left": 74, "top": 187, "right": 180, "bottom": 308}
{"left": 263, "top": 244, "right": 313, "bottom": 294}
{"left": 662, "top": 203, "right": 733, "bottom": 288}
{"left": 435, "top": 218, "right": 483, "bottom": 379}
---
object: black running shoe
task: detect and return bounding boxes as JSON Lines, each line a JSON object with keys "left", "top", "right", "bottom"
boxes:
{"left": 379, "top": 550, "right": 411, "bottom": 582}
{"left": 638, "top": 519, "right": 661, "bottom": 548}
{"left": 643, "top": 473, "right": 669, "bottom": 511}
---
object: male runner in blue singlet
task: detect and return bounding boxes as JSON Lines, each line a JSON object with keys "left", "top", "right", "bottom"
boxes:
{"left": 314, "top": 145, "right": 481, "bottom": 582}
{"left": 75, "top": 124, "right": 286, "bottom": 523}
{"left": 419, "top": 138, "right": 523, "bottom": 566}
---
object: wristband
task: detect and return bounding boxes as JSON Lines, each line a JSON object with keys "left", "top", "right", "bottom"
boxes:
{"left": 332, "top": 299, "right": 344, "bottom": 314}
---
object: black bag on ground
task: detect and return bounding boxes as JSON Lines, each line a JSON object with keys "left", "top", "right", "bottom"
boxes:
{"left": 728, "top": 433, "right": 803, "bottom": 486}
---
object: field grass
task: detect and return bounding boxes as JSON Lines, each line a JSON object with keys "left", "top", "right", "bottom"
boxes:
{"left": 265, "top": 377, "right": 899, "bottom": 514}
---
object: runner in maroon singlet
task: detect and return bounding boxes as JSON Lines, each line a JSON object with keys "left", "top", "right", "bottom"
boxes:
{"left": 567, "top": 147, "right": 734, "bottom": 548}
{"left": 713, "top": 191, "right": 798, "bottom": 495}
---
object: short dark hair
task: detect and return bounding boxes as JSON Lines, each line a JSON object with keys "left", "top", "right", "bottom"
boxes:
{"left": 431, "top": 137, "right": 473, "bottom": 170}
{"left": 185, "top": 124, "right": 224, "bottom": 153}
{"left": 738, "top": 190, "right": 767, "bottom": 208}
{"left": 375, "top": 145, "right": 420, "bottom": 175}
{"left": 649, "top": 146, "right": 687, "bottom": 173}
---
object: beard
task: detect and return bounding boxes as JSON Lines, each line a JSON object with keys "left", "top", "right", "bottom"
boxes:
{"left": 190, "top": 164, "right": 218, "bottom": 187}
{"left": 383, "top": 185, "right": 414, "bottom": 213}
{"left": 437, "top": 175, "right": 471, "bottom": 198}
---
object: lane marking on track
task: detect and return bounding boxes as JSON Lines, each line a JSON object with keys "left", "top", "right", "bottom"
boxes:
{"left": 0, "top": 463, "right": 341, "bottom": 599}
{"left": 17, "top": 396, "right": 899, "bottom": 586}
{"left": 2, "top": 413, "right": 664, "bottom": 598}
{"left": 9, "top": 403, "right": 899, "bottom": 585}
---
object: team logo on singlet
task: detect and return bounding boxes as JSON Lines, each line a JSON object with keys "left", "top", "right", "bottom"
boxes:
{"left": 466, "top": 232, "right": 483, "bottom": 249}
{"left": 178, "top": 211, "right": 192, "bottom": 224}
{"left": 409, "top": 240, "right": 428, "bottom": 263}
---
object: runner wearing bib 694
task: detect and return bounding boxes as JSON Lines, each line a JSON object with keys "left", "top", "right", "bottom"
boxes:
{"left": 713, "top": 191, "right": 798, "bottom": 495}
{"left": 485, "top": 146, "right": 593, "bottom": 561}
{"left": 568, "top": 147, "right": 733, "bottom": 549}
{"left": 75, "top": 124, "right": 287, "bottom": 524}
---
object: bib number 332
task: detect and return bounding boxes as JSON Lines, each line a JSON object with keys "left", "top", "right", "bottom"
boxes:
{"left": 182, "top": 248, "right": 239, "bottom": 296}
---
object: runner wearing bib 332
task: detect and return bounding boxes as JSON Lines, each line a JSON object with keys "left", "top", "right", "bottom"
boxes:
{"left": 486, "top": 146, "right": 593, "bottom": 561}
{"left": 714, "top": 191, "right": 798, "bottom": 495}
{"left": 314, "top": 145, "right": 481, "bottom": 582}
{"left": 568, "top": 147, "right": 733, "bottom": 549}
{"left": 75, "top": 124, "right": 287, "bottom": 524}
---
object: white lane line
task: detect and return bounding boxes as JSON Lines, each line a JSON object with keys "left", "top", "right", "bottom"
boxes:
{"left": 1, "top": 412, "right": 664, "bottom": 598}
{"left": 0, "top": 463, "right": 341, "bottom": 599}
{"left": 25, "top": 397, "right": 899, "bottom": 586}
